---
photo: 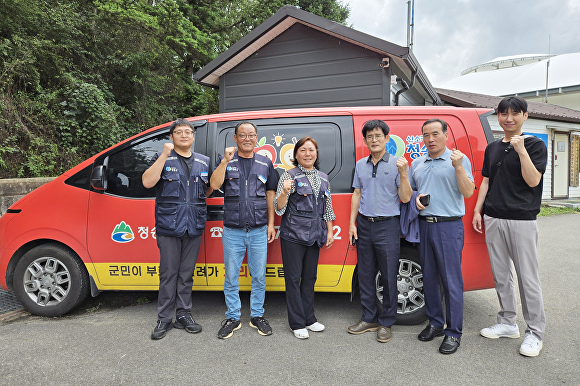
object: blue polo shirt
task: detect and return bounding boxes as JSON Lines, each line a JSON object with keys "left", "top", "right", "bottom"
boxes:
{"left": 410, "top": 148, "right": 473, "bottom": 217}
{"left": 352, "top": 152, "right": 401, "bottom": 217}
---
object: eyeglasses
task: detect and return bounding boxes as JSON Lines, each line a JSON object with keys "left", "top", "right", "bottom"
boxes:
{"left": 173, "top": 130, "right": 194, "bottom": 136}
{"left": 236, "top": 134, "right": 257, "bottom": 140}
{"left": 366, "top": 134, "right": 385, "bottom": 141}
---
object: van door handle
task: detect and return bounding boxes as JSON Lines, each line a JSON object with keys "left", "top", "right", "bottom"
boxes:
{"left": 207, "top": 205, "right": 224, "bottom": 221}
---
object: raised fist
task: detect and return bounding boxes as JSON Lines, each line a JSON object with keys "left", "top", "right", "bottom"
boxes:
{"left": 396, "top": 156, "right": 408, "bottom": 173}
{"left": 282, "top": 179, "right": 294, "bottom": 195}
{"left": 450, "top": 148, "right": 464, "bottom": 168}
{"left": 162, "top": 142, "right": 174, "bottom": 157}
{"left": 224, "top": 147, "right": 236, "bottom": 162}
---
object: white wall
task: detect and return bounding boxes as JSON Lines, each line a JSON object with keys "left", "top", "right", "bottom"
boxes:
{"left": 486, "top": 116, "right": 580, "bottom": 200}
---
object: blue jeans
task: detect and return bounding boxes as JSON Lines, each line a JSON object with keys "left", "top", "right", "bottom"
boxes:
{"left": 222, "top": 225, "right": 267, "bottom": 320}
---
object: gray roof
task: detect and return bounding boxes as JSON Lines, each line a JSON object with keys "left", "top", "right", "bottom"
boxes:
{"left": 193, "top": 5, "right": 441, "bottom": 105}
{"left": 437, "top": 88, "right": 580, "bottom": 124}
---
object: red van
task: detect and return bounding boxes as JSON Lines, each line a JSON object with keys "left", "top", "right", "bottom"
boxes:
{"left": 0, "top": 106, "right": 495, "bottom": 323}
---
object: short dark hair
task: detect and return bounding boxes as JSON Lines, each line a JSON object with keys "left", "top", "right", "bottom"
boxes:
{"left": 497, "top": 96, "right": 528, "bottom": 114}
{"left": 292, "top": 137, "right": 320, "bottom": 169}
{"left": 234, "top": 121, "right": 258, "bottom": 135}
{"left": 362, "top": 120, "right": 390, "bottom": 138}
{"left": 169, "top": 118, "right": 195, "bottom": 135}
{"left": 422, "top": 118, "right": 448, "bottom": 133}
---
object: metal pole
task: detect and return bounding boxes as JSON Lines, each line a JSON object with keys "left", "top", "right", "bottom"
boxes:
{"left": 407, "top": 1, "right": 411, "bottom": 48}
{"left": 545, "top": 35, "right": 550, "bottom": 103}
{"left": 410, "top": 0, "right": 415, "bottom": 51}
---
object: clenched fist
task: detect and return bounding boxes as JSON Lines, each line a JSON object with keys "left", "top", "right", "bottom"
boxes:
{"left": 282, "top": 179, "right": 294, "bottom": 195}
{"left": 162, "top": 142, "right": 174, "bottom": 157}
{"left": 224, "top": 146, "right": 236, "bottom": 162}
{"left": 450, "top": 148, "right": 464, "bottom": 168}
{"left": 396, "top": 156, "right": 409, "bottom": 173}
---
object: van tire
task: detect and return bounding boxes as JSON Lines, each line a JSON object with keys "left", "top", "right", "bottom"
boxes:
{"left": 13, "top": 243, "right": 89, "bottom": 317}
{"left": 375, "top": 244, "right": 427, "bottom": 325}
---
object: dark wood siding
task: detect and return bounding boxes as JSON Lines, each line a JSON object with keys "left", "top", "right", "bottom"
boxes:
{"left": 220, "top": 23, "right": 392, "bottom": 112}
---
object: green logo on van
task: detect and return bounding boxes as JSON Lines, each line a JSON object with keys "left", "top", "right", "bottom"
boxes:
{"left": 111, "top": 221, "right": 135, "bottom": 243}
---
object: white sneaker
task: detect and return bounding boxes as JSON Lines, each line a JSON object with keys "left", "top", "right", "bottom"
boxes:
{"left": 480, "top": 323, "right": 520, "bottom": 339}
{"left": 293, "top": 328, "right": 309, "bottom": 339}
{"left": 519, "top": 333, "right": 543, "bottom": 357}
{"left": 306, "top": 322, "right": 325, "bottom": 332}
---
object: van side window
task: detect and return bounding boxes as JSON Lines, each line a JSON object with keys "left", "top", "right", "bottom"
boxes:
{"left": 106, "top": 132, "right": 170, "bottom": 198}
{"left": 210, "top": 117, "right": 355, "bottom": 196}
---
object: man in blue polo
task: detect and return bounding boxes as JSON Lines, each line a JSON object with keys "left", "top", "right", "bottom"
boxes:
{"left": 410, "top": 118, "right": 474, "bottom": 354}
{"left": 347, "top": 119, "right": 412, "bottom": 343}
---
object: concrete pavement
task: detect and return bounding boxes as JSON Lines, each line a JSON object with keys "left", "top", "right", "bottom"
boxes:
{"left": 1, "top": 212, "right": 579, "bottom": 385}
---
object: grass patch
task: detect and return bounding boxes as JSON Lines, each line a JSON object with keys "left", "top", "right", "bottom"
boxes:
{"left": 86, "top": 303, "right": 102, "bottom": 313}
{"left": 137, "top": 297, "right": 151, "bottom": 305}
{"left": 539, "top": 205, "right": 580, "bottom": 217}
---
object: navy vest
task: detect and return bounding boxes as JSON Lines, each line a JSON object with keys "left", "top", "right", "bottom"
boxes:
{"left": 280, "top": 167, "right": 330, "bottom": 247}
{"left": 222, "top": 152, "right": 271, "bottom": 228}
{"left": 155, "top": 150, "right": 209, "bottom": 237}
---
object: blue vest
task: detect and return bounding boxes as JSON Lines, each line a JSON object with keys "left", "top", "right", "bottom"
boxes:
{"left": 155, "top": 150, "right": 209, "bottom": 237}
{"left": 222, "top": 152, "right": 271, "bottom": 228}
{"left": 280, "top": 167, "right": 330, "bottom": 247}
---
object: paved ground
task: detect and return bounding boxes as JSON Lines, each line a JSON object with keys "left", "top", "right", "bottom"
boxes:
{"left": 1, "top": 213, "right": 579, "bottom": 385}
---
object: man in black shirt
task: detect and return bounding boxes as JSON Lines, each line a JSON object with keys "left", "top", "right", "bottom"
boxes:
{"left": 472, "top": 96, "right": 547, "bottom": 357}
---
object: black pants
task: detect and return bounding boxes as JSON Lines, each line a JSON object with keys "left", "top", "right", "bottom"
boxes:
{"left": 280, "top": 238, "right": 320, "bottom": 330}
{"left": 356, "top": 215, "right": 400, "bottom": 327}
{"left": 156, "top": 233, "right": 202, "bottom": 322}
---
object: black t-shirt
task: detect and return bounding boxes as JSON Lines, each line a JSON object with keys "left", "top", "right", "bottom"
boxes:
{"left": 481, "top": 136, "right": 547, "bottom": 220}
{"left": 177, "top": 153, "right": 195, "bottom": 177}
{"left": 216, "top": 153, "right": 279, "bottom": 191}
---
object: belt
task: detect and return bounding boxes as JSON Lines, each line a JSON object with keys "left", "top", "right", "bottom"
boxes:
{"left": 359, "top": 214, "right": 395, "bottom": 222}
{"left": 419, "top": 216, "right": 462, "bottom": 223}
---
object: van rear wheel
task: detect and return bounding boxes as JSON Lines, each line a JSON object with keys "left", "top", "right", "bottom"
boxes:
{"left": 13, "top": 243, "right": 89, "bottom": 317}
{"left": 375, "top": 244, "right": 426, "bottom": 325}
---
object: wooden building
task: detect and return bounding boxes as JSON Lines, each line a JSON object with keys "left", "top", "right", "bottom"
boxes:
{"left": 194, "top": 5, "right": 441, "bottom": 113}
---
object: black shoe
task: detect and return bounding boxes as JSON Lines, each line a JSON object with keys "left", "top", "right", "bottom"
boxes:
{"left": 151, "top": 320, "right": 173, "bottom": 340}
{"left": 439, "top": 335, "right": 461, "bottom": 354}
{"left": 418, "top": 324, "right": 445, "bottom": 341}
{"left": 249, "top": 316, "right": 273, "bottom": 336}
{"left": 174, "top": 314, "right": 202, "bottom": 333}
{"left": 217, "top": 318, "right": 241, "bottom": 339}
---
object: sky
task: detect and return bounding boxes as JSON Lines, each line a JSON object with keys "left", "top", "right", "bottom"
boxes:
{"left": 345, "top": 0, "right": 580, "bottom": 86}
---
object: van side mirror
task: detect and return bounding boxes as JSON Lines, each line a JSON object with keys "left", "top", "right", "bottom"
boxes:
{"left": 90, "top": 165, "right": 108, "bottom": 191}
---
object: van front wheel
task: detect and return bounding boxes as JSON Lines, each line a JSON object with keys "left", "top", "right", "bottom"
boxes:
{"left": 375, "top": 245, "right": 426, "bottom": 325}
{"left": 13, "top": 243, "right": 89, "bottom": 317}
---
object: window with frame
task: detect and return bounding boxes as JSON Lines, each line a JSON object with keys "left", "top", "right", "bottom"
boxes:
{"left": 106, "top": 132, "right": 170, "bottom": 198}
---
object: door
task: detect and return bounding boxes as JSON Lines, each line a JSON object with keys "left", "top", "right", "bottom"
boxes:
{"left": 204, "top": 116, "right": 356, "bottom": 290}
{"left": 553, "top": 132, "right": 569, "bottom": 198}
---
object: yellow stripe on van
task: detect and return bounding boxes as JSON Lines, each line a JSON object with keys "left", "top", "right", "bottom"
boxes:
{"left": 90, "top": 263, "right": 355, "bottom": 292}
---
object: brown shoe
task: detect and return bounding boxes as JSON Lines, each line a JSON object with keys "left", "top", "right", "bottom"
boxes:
{"left": 377, "top": 326, "right": 392, "bottom": 343}
{"left": 347, "top": 320, "right": 379, "bottom": 334}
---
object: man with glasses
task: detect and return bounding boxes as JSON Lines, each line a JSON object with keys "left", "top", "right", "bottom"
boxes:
{"left": 347, "top": 119, "right": 412, "bottom": 343}
{"left": 210, "top": 121, "right": 279, "bottom": 339}
{"left": 143, "top": 118, "right": 212, "bottom": 340}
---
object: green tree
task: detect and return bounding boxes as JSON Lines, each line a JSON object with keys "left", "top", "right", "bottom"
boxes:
{"left": 0, "top": 0, "right": 350, "bottom": 178}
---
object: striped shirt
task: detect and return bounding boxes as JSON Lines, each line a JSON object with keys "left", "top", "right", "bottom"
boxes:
{"left": 274, "top": 165, "right": 336, "bottom": 222}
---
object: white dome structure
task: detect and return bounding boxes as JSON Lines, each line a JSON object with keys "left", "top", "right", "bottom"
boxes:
{"left": 438, "top": 53, "right": 580, "bottom": 111}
